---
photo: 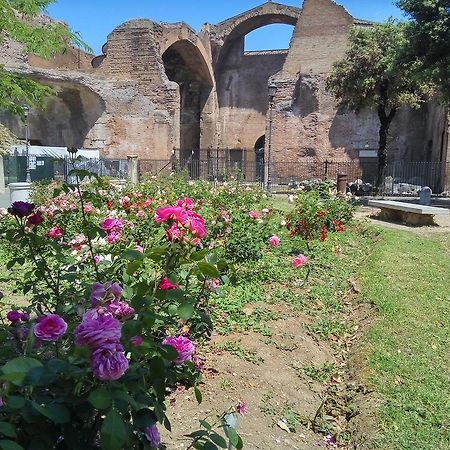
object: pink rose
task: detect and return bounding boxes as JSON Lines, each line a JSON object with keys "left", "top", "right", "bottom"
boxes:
{"left": 34, "top": 314, "right": 67, "bottom": 342}
{"left": 159, "top": 277, "right": 179, "bottom": 291}
{"left": 83, "top": 204, "right": 94, "bottom": 214}
{"left": 47, "top": 227, "right": 64, "bottom": 239}
{"left": 292, "top": 254, "right": 308, "bottom": 268}
{"left": 249, "top": 211, "right": 260, "bottom": 220}
{"left": 90, "top": 343, "right": 129, "bottom": 381}
{"left": 155, "top": 206, "right": 188, "bottom": 224}
{"left": 131, "top": 335, "right": 143, "bottom": 347}
{"left": 268, "top": 235, "right": 281, "bottom": 247}
{"left": 163, "top": 336, "right": 195, "bottom": 365}
{"left": 75, "top": 312, "right": 121, "bottom": 348}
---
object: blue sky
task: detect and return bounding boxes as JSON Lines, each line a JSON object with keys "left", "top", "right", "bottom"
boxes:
{"left": 47, "top": 0, "right": 405, "bottom": 55}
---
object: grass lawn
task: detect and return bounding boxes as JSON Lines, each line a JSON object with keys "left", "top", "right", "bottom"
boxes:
{"left": 358, "top": 229, "right": 450, "bottom": 450}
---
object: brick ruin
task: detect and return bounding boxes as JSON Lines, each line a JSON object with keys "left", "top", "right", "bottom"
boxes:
{"left": 0, "top": 0, "right": 448, "bottom": 177}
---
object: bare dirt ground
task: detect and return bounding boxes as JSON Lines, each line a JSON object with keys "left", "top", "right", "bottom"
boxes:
{"left": 163, "top": 309, "right": 335, "bottom": 449}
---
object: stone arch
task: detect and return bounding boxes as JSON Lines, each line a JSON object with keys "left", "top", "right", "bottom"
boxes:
{"left": 213, "top": 2, "right": 300, "bottom": 66}
{"left": 0, "top": 79, "right": 106, "bottom": 148}
{"left": 162, "top": 39, "right": 214, "bottom": 157}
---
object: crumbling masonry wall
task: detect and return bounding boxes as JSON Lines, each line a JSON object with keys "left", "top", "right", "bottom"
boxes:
{"left": 0, "top": 0, "right": 447, "bottom": 166}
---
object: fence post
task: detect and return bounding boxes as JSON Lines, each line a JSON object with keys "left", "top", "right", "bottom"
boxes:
{"left": 127, "top": 155, "right": 139, "bottom": 183}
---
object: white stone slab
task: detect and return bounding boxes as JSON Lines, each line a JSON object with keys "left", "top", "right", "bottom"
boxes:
{"left": 368, "top": 200, "right": 449, "bottom": 215}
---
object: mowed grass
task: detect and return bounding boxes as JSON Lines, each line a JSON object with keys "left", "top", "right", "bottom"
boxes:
{"left": 359, "top": 229, "right": 450, "bottom": 450}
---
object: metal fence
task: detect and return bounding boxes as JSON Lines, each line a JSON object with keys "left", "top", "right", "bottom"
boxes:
{"left": 138, "top": 157, "right": 450, "bottom": 196}
{"left": 3, "top": 154, "right": 450, "bottom": 196}
{"left": 3, "top": 156, "right": 128, "bottom": 185}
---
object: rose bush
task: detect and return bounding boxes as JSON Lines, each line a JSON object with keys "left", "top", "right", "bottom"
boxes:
{"left": 0, "top": 172, "right": 246, "bottom": 450}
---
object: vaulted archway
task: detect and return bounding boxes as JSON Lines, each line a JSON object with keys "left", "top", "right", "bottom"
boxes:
{"left": 162, "top": 40, "right": 213, "bottom": 158}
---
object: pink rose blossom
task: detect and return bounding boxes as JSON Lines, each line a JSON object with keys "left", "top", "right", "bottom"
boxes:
{"left": 236, "top": 400, "right": 247, "bottom": 415}
{"left": 83, "top": 204, "right": 94, "bottom": 214}
{"left": 106, "top": 301, "right": 135, "bottom": 320}
{"left": 268, "top": 235, "right": 281, "bottom": 247}
{"left": 159, "top": 277, "right": 179, "bottom": 290}
{"left": 47, "top": 227, "right": 64, "bottom": 239}
{"left": 101, "top": 218, "right": 125, "bottom": 233}
{"left": 34, "top": 314, "right": 67, "bottom": 342}
{"left": 163, "top": 336, "right": 195, "bottom": 365}
{"left": 131, "top": 335, "right": 144, "bottom": 347}
{"left": 207, "top": 279, "right": 221, "bottom": 290}
{"left": 175, "top": 197, "right": 194, "bottom": 210}
{"left": 166, "top": 223, "right": 184, "bottom": 242}
{"left": 119, "top": 196, "right": 131, "bottom": 208}
{"left": 191, "top": 237, "right": 201, "bottom": 247}
{"left": 292, "top": 254, "right": 308, "bottom": 268}
{"left": 249, "top": 210, "right": 260, "bottom": 220}
{"left": 187, "top": 212, "right": 207, "bottom": 238}
{"left": 155, "top": 206, "right": 188, "bottom": 224}
{"left": 90, "top": 282, "right": 122, "bottom": 306}
{"left": 75, "top": 312, "right": 121, "bottom": 348}
{"left": 107, "top": 231, "right": 122, "bottom": 244}
{"left": 136, "top": 210, "right": 145, "bottom": 219}
{"left": 90, "top": 343, "right": 129, "bottom": 381}
{"left": 94, "top": 255, "right": 103, "bottom": 265}
{"left": 136, "top": 245, "right": 144, "bottom": 253}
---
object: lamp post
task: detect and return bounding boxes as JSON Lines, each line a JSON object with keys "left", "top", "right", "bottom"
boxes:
{"left": 267, "top": 81, "right": 277, "bottom": 194}
{"left": 23, "top": 106, "right": 31, "bottom": 183}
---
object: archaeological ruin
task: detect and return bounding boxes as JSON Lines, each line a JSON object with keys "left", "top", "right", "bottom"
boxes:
{"left": 0, "top": 0, "right": 449, "bottom": 183}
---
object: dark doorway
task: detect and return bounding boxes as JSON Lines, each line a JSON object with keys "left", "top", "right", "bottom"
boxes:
{"left": 162, "top": 41, "right": 213, "bottom": 158}
{"left": 254, "top": 135, "right": 265, "bottom": 182}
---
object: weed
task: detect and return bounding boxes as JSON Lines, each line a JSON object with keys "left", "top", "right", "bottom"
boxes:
{"left": 303, "top": 362, "right": 337, "bottom": 382}
{"left": 218, "top": 341, "right": 264, "bottom": 365}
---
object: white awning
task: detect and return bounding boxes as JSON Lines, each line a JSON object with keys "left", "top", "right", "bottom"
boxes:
{"left": 10, "top": 146, "right": 100, "bottom": 159}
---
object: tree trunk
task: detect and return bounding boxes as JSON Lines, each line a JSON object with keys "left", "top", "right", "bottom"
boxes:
{"left": 376, "top": 105, "right": 397, "bottom": 189}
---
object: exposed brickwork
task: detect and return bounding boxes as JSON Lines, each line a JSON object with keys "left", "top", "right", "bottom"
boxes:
{"left": 0, "top": 0, "right": 447, "bottom": 166}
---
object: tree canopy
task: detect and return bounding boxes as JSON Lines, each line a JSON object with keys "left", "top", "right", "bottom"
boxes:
{"left": 397, "top": 0, "right": 450, "bottom": 101}
{"left": 0, "top": 0, "right": 89, "bottom": 117}
{"left": 326, "top": 20, "right": 434, "bottom": 186}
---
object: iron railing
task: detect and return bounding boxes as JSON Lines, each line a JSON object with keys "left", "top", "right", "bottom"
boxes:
{"left": 3, "top": 154, "right": 449, "bottom": 197}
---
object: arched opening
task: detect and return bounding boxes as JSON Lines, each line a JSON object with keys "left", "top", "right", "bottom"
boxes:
{"left": 162, "top": 40, "right": 213, "bottom": 160}
{"left": 244, "top": 23, "right": 295, "bottom": 52}
{"left": 254, "top": 135, "right": 265, "bottom": 182}
{"left": 215, "top": 13, "right": 298, "bottom": 151}
{"left": 0, "top": 80, "right": 105, "bottom": 148}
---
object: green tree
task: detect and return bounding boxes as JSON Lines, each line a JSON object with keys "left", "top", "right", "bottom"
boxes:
{"left": 0, "top": 0, "right": 89, "bottom": 117}
{"left": 326, "top": 20, "right": 433, "bottom": 187}
{"left": 398, "top": 0, "right": 450, "bottom": 101}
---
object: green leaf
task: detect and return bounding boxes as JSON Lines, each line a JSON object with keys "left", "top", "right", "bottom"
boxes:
{"left": 0, "top": 423, "right": 16, "bottom": 438}
{"left": 194, "top": 387, "right": 202, "bottom": 405}
{"left": 236, "top": 435, "right": 244, "bottom": 450}
{"left": 190, "top": 249, "right": 210, "bottom": 261}
{"left": 127, "top": 260, "right": 142, "bottom": 276}
{"left": 122, "top": 250, "right": 145, "bottom": 261}
{"left": 226, "top": 428, "right": 239, "bottom": 447}
{"left": 5, "top": 396, "right": 25, "bottom": 410}
{"left": 197, "top": 262, "right": 220, "bottom": 279}
{"left": 100, "top": 409, "right": 127, "bottom": 450}
{"left": 178, "top": 303, "right": 194, "bottom": 320}
{"left": 88, "top": 388, "right": 112, "bottom": 410}
{"left": 210, "top": 432, "right": 227, "bottom": 448}
{"left": 202, "top": 442, "right": 219, "bottom": 450}
{"left": 199, "top": 420, "right": 212, "bottom": 431}
{"left": 1, "top": 357, "right": 43, "bottom": 386}
{"left": 32, "top": 402, "right": 70, "bottom": 424}
{"left": 0, "top": 440, "right": 24, "bottom": 450}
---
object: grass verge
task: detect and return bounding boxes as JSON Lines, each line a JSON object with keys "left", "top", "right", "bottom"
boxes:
{"left": 358, "top": 229, "right": 450, "bottom": 450}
